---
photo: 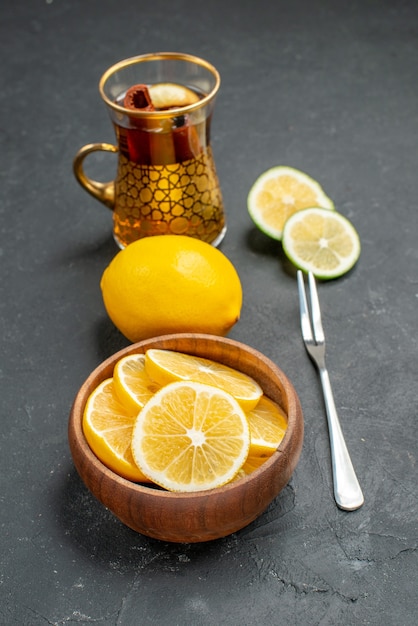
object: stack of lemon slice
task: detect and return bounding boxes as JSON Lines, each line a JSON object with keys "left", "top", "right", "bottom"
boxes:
{"left": 83, "top": 350, "right": 287, "bottom": 492}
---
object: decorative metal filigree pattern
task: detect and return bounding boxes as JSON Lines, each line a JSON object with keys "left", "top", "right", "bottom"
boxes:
{"left": 113, "top": 148, "right": 225, "bottom": 247}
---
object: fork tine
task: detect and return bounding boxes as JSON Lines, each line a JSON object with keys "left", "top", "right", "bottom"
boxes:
{"left": 308, "top": 272, "right": 325, "bottom": 344}
{"left": 297, "top": 270, "right": 313, "bottom": 342}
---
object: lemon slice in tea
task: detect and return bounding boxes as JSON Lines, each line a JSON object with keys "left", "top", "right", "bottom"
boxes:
{"left": 148, "top": 83, "right": 200, "bottom": 109}
{"left": 282, "top": 206, "right": 361, "bottom": 279}
{"left": 247, "top": 166, "right": 334, "bottom": 240}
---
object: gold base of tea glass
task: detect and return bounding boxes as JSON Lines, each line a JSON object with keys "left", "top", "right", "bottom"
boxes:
{"left": 73, "top": 52, "right": 226, "bottom": 248}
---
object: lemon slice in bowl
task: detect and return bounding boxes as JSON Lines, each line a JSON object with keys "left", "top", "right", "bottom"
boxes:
{"left": 145, "top": 349, "right": 263, "bottom": 412}
{"left": 282, "top": 206, "right": 361, "bottom": 279}
{"left": 247, "top": 395, "right": 288, "bottom": 457}
{"left": 82, "top": 378, "right": 150, "bottom": 482}
{"left": 247, "top": 166, "right": 334, "bottom": 240}
{"left": 113, "top": 354, "right": 160, "bottom": 414}
{"left": 131, "top": 381, "right": 250, "bottom": 492}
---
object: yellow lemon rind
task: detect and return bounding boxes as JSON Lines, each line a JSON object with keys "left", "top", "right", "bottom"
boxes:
{"left": 100, "top": 235, "right": 242, "bottom": 343}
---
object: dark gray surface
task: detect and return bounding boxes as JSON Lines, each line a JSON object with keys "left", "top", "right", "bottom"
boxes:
{"left": 1, "top": 0, "right": 417, "bottom": 624}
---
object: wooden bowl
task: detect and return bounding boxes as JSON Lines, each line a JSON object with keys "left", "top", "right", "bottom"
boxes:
{"left": 68, "top": 333, "right": 304, "bottom": 543}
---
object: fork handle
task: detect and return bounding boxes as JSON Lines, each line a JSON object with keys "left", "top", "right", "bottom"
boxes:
{"left": 319, "top": 368, "right": 364, "bottom": 511}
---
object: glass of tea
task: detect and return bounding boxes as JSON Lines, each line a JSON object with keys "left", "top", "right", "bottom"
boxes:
{"left": 73, "top": 52, "right": 226, "bottom": 248}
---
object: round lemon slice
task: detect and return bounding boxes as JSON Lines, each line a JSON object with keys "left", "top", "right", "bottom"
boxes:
{"left": 282, "top": 206, "right": 361, "bottom": 279}
{"left": 148, "top": 83, "right": 200, "bottom": 109}
{"left": 144, "top": 349, "right": 262, "bottom": 411}
{"left": 82, "top": 378, "right": 150, "bottom": 482}
{"left": 113, "top": 354, "right": 160, "bottom": 414}
{"left": 247, "top": 166, "right": 334, "bottom": 240}
{"left": 131, "top": 381, "right": 250, "bottom": 492}
{"left": 247, "top": 395, "right": 288, "bottom": 457}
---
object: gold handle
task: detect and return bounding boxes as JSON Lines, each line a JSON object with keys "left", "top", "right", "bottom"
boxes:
{"left": 73, "top": 143, "right": 118, "bottom": 210}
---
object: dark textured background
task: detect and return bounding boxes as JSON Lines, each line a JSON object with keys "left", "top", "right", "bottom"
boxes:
{"left": 1, "top": 0, "right": 417, "bottom": 624}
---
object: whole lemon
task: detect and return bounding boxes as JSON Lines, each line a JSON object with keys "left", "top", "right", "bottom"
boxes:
{"left": 100, "top": 235, "right": 243, "bottom": 342}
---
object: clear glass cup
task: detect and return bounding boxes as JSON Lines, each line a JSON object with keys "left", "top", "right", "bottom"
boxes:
{"left": 73, "top": 52, "right": 226, "bottom": 248}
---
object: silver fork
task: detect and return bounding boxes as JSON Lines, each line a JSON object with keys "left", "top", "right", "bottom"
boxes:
{"left": 297, "top": 270, "right": 364, "bottom": 511}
